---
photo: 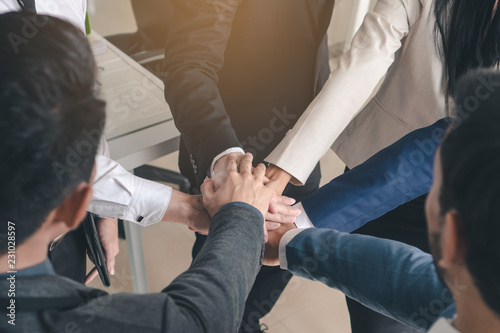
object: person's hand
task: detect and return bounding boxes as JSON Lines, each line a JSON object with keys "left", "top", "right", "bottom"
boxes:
{"left": 265, "top": 164, "right": 293, "bottom": 195}
{"left": 265, "top": 194, "right": 301, "bottom": 231}
{"left": 212, "top": 152, "right": 245, "bottom": 190}
{"left": 85, "top": 217, "right": 119, "bottom": 284}
{"left": 163, "top": 190, "right": 212, "bottom": 234}
{"left": 263, "top": 222, "right": 297, "bottom": 266}
{"left": 201, "top": 153, "right": 279, "bottom": 241}
{"left": 185, "top": 195, "right": 211, "bottom": 235}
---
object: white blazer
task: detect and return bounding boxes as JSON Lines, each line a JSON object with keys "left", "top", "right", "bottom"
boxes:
{"left": 266, "top": 0, "right": 452, "bottom": 185}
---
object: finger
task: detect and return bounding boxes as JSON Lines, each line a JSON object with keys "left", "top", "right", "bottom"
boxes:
{"left": 253, "top": 163, "right": 266, "bottom": 181}
{"left": 84, "top": 267, "right": 98, "bottom": 285}
{"left": 239, "top": 153, "right": 254, "bottom": 175}
{"left": 268, "top": 193, "right": 278, "bottom": 214}
{"left": 265, "top": 221, "right": 281, "bottom": 231}
{"left": 200, "top": 179, "right": 215, "bottom": 198}
{"left": 106, "top": 254, "right": 116, "bottom": 276}
{"left": 276, "top": 195, "right": 296, "bottom": 206}
{"left": 225, "top": 154, "right": 239, "bottom": 172}
{"left": 271, "top": 202, "right": 302, "bottom": 218}
{"left": 266, "top": 212, "right": 297, "bottom": 224}
{"left": 263, "top": 224, "right": 269, "bottom": 243}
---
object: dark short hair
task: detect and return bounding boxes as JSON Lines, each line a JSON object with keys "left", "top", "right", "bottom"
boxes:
{"left": 439, "top": 70, "right": 500, "bottom": 315}
{"left": 0, "top": 12, "right": 105, "bottom": 252}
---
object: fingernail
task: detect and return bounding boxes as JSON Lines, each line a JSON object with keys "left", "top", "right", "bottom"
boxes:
{"left": 288, "top": 198, "right": 296, "bottom": 205}
{"left": 293, "top": 209, "right": 302, "bottom": 215}
{"left": 288, "top": 216, "right": 296, "bottom": 222}
{"left": 111, "top": 268, "right": 115, "bottom": 275}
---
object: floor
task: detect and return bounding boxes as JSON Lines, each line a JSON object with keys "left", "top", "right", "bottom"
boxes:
{"left": 87, "top": 1, "right": 352, "bottom": 332}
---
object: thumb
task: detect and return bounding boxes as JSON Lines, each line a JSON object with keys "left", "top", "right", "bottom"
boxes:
{"left": 200, "top": 178, "right": 216, "bottom": 198}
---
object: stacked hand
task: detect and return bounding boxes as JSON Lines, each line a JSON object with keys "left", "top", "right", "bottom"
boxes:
{"left": 212, "top": 153, "right": 300, "bottom": 234}
{"left": 202, "top": 153, "right": 280, "bottom": 241}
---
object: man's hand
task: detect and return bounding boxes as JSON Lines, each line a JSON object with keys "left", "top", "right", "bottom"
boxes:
{"left": 163, "top": 191, "right": 211, "bottom": 235}
{"left": 265, "top": 164, "right": 293, "bottom": 195}
{"left": 201, "top": 153, "right": 279, "bottom": 241}
{"left": 265, "top": 194, "right": 301, "bottom": 231}
{"left": 263, "top": 222, "right": 297, "bottom": 266}
{"left": 85, "top": 217, "right": 120, "bottom": 284}
{"left": 212, "top": 152, "right": 245, "bottom": 190}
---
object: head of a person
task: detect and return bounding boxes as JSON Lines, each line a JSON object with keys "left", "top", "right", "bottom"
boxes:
{"left": 426, "top": 70, "right": 500, "bottom": 316}
{"left": 434, "top": 0, "right": 500, "bottom": 96}
{"left": 0, "top": 12, "right": 105, "bottom": 253}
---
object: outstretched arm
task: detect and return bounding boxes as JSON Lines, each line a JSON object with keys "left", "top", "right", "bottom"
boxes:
{"left": 299, "top": 118, "right": 451, "bottom": 232}
{"left": 266, "top": 0, "right": 423, "bottom": 185}
{"left": 274, "top": 228, "right": 453, "bottom": 331}
{"left": 163, "top": 0, "right": 243, "bottom": 186}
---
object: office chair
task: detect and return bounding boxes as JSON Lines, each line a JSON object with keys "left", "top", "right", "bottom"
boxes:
{"left": 106, "top": 0, "right": 168, "bottom": 77}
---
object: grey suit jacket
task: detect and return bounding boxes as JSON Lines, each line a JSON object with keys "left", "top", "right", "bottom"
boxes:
{"left": 0, "top": 204, "right": 264, "bottom": 333}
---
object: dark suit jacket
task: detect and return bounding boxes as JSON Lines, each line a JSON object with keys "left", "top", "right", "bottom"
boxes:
{"left": 163, "top": 0, "right": 335, "bottom": 186}
{"left": 0, "top": 204, "right": 264, "bottom": 333}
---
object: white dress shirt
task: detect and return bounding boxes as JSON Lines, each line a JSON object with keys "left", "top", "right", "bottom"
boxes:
{"left": 0, "top": 0, "right": 172, "bottom": 226}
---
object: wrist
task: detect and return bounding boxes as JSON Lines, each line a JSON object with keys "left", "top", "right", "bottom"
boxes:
{"left": 162, "top": 190, "right": 192, "bottom": 225}
{"left": 266, "top": 164, "right": 292, "bottom": 194}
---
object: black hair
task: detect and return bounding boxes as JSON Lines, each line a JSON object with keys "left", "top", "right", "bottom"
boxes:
{"left": 0, "top": 12, "right": 105, "bottom": 252}
{"left": 439, "top": 70, "right": 500, "bottom": 315}
{"left": 435, "top": 0, "right": 500, "bottom": 96}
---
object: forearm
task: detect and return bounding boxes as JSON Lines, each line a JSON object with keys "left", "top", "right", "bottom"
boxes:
{"left": 89, "top": 155, "right": 171, "bottom": 226}
{"left": 283, "top": 228, "right": 451, "bottom": 331}
{"left": 301, "top": 118, "right": 451, "bottom": 232}
{"left": 162, "top": 204, "right": 264, "bottom": 332}
{"left": 164, "top": 0, "right": 241, "bottom": 185}
{"left": 265, "top": 0, "right": 420, "bottom": 185}
{"left": 265, "top": 164, "right": 292, "bottom": 195}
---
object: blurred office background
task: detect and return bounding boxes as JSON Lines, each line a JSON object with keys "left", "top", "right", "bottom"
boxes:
{"left": 87, "top": 1, "right": 376, "bottom": 332}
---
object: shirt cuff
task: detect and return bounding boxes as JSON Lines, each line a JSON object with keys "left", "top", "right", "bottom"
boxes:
{"left": 210, "top": 147, "right": 245, "bottom": 177}
{"left": 293, "top": 202, "right": 315, "bottom": 229}
{"left": 123, "top": 178, "right": 172, "bottom": 226}
{"left": 279, "top": 228, "right": 306, "bottom": 270}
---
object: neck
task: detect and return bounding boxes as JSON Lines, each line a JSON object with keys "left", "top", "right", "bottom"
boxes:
{"left": 451, "top": 272, "right": 500, "bottom": 333}
{"left": 0, "top": 233, "right": 52, "bottom": 273}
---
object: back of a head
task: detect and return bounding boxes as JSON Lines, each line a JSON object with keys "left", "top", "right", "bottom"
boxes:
{"left": 0, "top": 12, "right": 105, "bottom": 252}
{"left": 439, "top": 70, "right": 500, "bottom": 315}
{"left": 434, "top": 0, "right": 500, "bottom": 96}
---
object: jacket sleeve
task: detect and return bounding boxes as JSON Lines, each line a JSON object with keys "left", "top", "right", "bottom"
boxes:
{"left": 301, "top": 118, "right": 451, "bottom": 232}
{"left": 160, "top": 203, "right": 264, "bottom": 332}
{"left": 163, "top": 0, "right": 243, "bottom": 185}
{"left": 282, "top": 228, "right": 453, "bottom": 331}
{"left": 265, "top": 0, "right": 423, "bottom": 185}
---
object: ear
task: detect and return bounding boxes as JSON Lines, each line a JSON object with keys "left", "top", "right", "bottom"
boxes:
{"left": 439, "top": 210, "right": 467, "bottom": 268}
{"left": 53, "top": 182, "right": 93, "bottom": 231}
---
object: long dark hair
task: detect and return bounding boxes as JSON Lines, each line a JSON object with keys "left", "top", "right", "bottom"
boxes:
{"left": 435, "top": 0, "right": 500, "bottom": 95}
